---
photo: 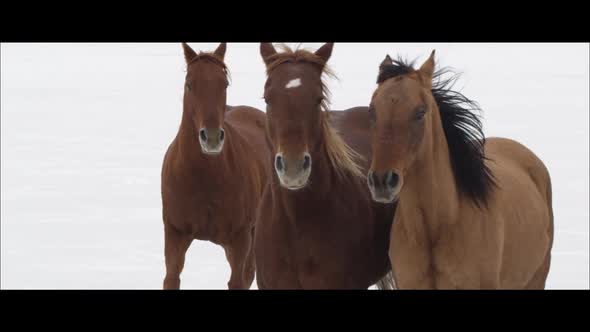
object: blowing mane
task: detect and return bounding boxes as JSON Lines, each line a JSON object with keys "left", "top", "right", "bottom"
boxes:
{"left": 377, "top": 56, "right": 496, "bottom": 207}
{"left": 265, "top": 44, "right": 364, "bottom": 179}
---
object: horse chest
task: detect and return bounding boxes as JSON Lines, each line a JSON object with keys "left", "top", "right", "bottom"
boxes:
{"left": 391, "top": 220, "right": 484, "bottom": 289}
{"left": 165, "top": 180, "right": 250, "bottom": 244}
{"left": 293, "top": 241, "right": 345, "bottom": 288}
{"left": 256, "top": 187, "right": 386, "bottom": 289}
{"left": 281, "top": 218, "right": 372, "bottom": 288}
{"left": 432, "top": 253, "right": 481, "bottom": 289}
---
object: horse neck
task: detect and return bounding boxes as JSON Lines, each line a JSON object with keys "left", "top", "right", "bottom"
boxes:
{"left": 176, "top": 109, "right": 236, "bottom": 174}
{"left": 398, "top": 106, "right": 460, "bottom": 239}
{"left": 306, "top": 141, "right": 340, "bottom": 195}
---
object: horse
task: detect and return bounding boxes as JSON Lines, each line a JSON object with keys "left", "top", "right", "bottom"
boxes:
{"left": 366, "top": 51, "right": 554, "bottom": 289}
{"left": 160, "top": 43, "right": 270, "bottom": 289}
{"left": 253, "top": 43, "right": 396, "bottom": 289}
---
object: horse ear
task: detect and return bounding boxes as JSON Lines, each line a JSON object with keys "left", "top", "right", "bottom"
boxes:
{"left": 214, "top": 43, "right": 226, "bottom": 60}
{"left": 260, "top": 43, "right": 278, "bottom": 66}
{"left": 381, "top": 54, "right": 393, "bottom": 67}
{"left": 315, "top": 42, "right": 334, "bottom": 63}
{"left": 182, "top": 43, "right": 197, "bottom": 64}
{"left": 379, "top": 54, "right": 394, "bottom": 75}
{"left": 418, "top": 50, "right": 436, "bottom": 87}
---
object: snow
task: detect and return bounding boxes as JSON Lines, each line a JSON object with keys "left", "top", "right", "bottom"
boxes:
{"left": 1, "top": 43, "right": 588, "bottom": 289}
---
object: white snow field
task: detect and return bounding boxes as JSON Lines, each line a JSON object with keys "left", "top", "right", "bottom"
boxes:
{"left": 1, "top": 43, "right": 588, "bottom": 289}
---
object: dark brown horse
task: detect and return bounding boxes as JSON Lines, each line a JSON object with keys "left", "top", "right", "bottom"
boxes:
{"left": 254, "top": 43, "right": 396, "bottom": 289}
{"left": 161, "top": 43, "right": 270, "bottom": 289}
{"left": 367, "top": 52, "right": 553, "bottom": 289}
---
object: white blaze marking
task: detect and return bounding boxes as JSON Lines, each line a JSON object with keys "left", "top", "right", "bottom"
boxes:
{"left": 285, "top": 78, "right": 302, "bottom": 89}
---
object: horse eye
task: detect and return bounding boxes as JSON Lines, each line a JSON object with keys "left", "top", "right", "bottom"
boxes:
{"left": 415, "top": 106, "right": 426, "bottom": 120}
{"left": 186, "top": 82, "right": 192, "bottom": 91}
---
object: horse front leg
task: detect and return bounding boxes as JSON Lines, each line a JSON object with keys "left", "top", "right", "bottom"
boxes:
{"left": 163, "top": 224, "right": 193, "bottom": 290}
{"left": 223, "top": 228, "right": 255, "bottom": 290}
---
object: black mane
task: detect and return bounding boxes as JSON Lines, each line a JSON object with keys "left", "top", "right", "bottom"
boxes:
{"left": 377, "top": 56, "right": 496, "bottom": 207}
{"left": 377, "top": 57, "right": 415, "bottom": 84}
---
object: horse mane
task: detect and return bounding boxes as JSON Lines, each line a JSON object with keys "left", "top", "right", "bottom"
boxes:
{"left": 186, "top": 51, "right": 231, "bottom": 83}
{"left": 377, "top": 56, "right": 496, "bottom": 207}
{"left": 265, "top": 44, "right": 364, "bottom": 179}
{"left": 377, "top": 57, "right": 415, "bottom": 84}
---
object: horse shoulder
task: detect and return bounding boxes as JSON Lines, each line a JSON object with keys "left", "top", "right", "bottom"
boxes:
{"left": 483, "top": 137, "right": 553, "bottom": 287}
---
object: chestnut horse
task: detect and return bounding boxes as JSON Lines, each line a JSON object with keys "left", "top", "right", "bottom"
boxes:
{"left": 254, "top": 43, "right": 396, "bottom": 289}
{"left": 367, "top": 52, "right": 554, "bottom": 289}
{"left": 161, "top": 43, "right": 270, "bottom": 289}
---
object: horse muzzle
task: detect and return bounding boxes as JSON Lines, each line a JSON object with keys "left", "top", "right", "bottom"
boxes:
{"left": 275, "top": 152, "right": 312, "bottom": 190}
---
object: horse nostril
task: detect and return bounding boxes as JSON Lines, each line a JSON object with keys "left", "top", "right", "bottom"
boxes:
{"left": 367, "top": 171, "right": 375, "bottom": 187}
{"left": 302, "top": 154, "right": 311, "bottom": 171}
{"left": 385, "top": 171, "right": 399, "bottom": 189}
{"left": 219, "top": 129, "right": 225, "bottom": 141}
{"left": 199, "top": 129, "right": 208, "bottom": 142}
{"left": 275, "top": 155, "right": 284, "bottom": 172}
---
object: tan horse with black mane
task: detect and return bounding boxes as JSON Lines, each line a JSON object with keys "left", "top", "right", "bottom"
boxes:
{"left": 161, "top": 43, "right": 270, "bottom": 289}
{"left": 367, "top": 51, "right": 554, "bottom": 289}
{"left": 254, "top": 43, "right": 396, "bottom": 289}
